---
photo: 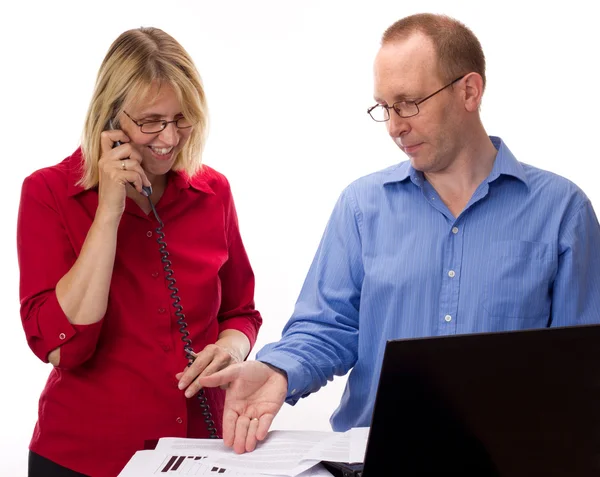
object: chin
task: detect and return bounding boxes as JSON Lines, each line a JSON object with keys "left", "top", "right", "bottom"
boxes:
{"left": 408, "top": 157, "right": 431, "bottom": 173}
{"left": 147, "top": 163, "right": 174, "bottom": 176}
{"left": 143, "top": 154, "right": 177, "bottom": 172}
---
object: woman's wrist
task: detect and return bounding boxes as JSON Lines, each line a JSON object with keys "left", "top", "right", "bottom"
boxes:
{"left": 216, "top": 330, "right": 250, "bottom": 363}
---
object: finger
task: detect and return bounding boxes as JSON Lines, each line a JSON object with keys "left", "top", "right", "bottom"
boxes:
{"left": 184, "top": 355, "right": 232, "bottom": 398}
{"left": 256, "top": 414, "right": 274, "bottom": 441}
{"left": 245, "top": 418, "right": 260, "bottom": 452}
{"left": 201, "top": 353, "right": 232, "bottom": 378}
{"left": 178, "top": 349, "right": 215, "bottom": 391}
{"left": 112, "top": 159, "right": 151, "bottom": 190}
{"left": 100, "top": 129, "right": 130, "bottom": 154}
{"left": 184, "top": 381, "right": 201, "bottom": 398}
{"left": 175, "top": 372, "right": 184, "bottom": 380}
{"left": 114, "top": 170, "right": 146, "bottom": 194}
{"left": 233, "top": 416, "right": 251, "bottom": 454}
{"left": 197, "top": 363, "right": 242, "bottom": 389}
{"left": 222, "top": 409, "right": 238, "bottom": 448}
{"left": 109, "top": 143, "right": 144, "bottom": 166}
{"left": 98, "top": 142, "right": 144, "bottom": 171}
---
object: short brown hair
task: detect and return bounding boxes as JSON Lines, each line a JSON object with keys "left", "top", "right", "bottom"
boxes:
{"left": 79, "top": 27, "right": 208, "bottom": 189}
{"left": 382, "top": 13, "right": 486, "bottom": 91}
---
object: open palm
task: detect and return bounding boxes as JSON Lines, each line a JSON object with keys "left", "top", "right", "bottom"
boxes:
{"left": 198, "top": 360, "right": 288, "bottom": 453}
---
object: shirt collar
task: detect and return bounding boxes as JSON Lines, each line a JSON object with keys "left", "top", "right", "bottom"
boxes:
{"left": 382, "top": 136, "right": 529, "bottom": 188}
{"left": 486, "top": 136, "right": 528, "bottom": 187}
{"left": 169, "top": 168, "right": 216, "bottom": 195}
{"left": 381, "top": 160, "right": 413, "bottom": 185}
{"left": 67, "top": 147, "right": 215, "bottom": 197}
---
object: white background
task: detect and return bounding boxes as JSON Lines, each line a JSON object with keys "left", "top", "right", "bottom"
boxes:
{"left": 1, "top": 1, "right": 599, "bottom": 475}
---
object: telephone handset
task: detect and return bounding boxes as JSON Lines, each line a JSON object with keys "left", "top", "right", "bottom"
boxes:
{"left": 108, "top": 119, "right": 152, "bottom": 197}
{"left": 108, "top": 118, "right": 219, "bottom": 439}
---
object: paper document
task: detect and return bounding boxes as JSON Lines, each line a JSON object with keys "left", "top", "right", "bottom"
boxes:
{"left": 303, "top": 431, "right": 349, "bottom": 462}
{"left": 155, "top": 431, "right": 332, "bottom": 476}
{"left": 117, "top": 450, "right": 333, "bottom": 477}
{"left": 348, "top": 427, "right": 369, "bottom": 463}
{"left": 304, "top": 427, "right": 369, "bottom": 464}
{"left": 118, "top": 428, "right": 370, "bottom": 477}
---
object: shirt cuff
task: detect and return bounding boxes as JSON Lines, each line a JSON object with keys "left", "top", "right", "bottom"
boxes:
{"left": 218, "top": 316, "right": 259, "bottom": 350}
{"left": 256, "top": 349, "right": 312, "bottom": 405}
{"left": 33, "top": 291, "right": 103, "bottom": 368}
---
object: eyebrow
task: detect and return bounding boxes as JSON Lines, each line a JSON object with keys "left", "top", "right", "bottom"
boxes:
{"left": 135, "top": 111, "right": 184, "bottom": 120}
{"left": 373, "top": 93, "right": 417, "bottom": 104}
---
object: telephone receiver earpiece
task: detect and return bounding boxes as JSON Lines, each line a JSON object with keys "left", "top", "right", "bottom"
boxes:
{"left": 108, "top": 118, "right": 152, "bottom": 196}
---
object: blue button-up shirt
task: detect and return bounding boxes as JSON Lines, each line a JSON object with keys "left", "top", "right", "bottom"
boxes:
{"left": 257, "top": 137, "right": 600, "bottom": 431}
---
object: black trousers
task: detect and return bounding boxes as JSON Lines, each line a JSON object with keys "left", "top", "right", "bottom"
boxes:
{"left": 28, "top": 451, "right": 89, "bottom": 477}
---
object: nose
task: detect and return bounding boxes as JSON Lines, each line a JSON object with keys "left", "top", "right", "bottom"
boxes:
{"left": 158, "top": 121, "right": 179, "bottom": 145}
{"left": 387, "top": 111, "right": 411, "bottom": 138}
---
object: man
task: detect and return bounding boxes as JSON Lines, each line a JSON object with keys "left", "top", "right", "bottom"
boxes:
{"left": 193, "top": 13, "right": 600, "bottom": 453}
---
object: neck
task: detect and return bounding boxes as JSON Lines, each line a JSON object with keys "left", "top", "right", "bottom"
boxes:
{"left": 424, "top": 127, "right": 497, "bottom": 201}
{"left": 126, "top": 171, "right": 168, "bottom": 205}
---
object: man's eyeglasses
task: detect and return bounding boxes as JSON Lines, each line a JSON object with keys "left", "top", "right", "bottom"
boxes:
{"left": 367, "top": 74, "right": 466, "bottom": 122}
{"left": 123, "top": 110, "right": 193, "bottom": 134}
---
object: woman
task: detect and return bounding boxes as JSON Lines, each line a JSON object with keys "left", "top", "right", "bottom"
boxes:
{"left": 17, "top": 27, "right": 262, "bottom": 477}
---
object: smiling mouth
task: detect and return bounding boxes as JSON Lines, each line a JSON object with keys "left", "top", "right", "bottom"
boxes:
{"left": 149, "top": 146, "right": 174, "bottom": 155}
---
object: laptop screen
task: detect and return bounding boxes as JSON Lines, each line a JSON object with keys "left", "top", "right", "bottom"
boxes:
{"left": 362, "top": 324, "right": 600, "bottom": 477}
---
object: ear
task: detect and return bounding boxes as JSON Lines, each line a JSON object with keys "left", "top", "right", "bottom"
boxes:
{"left": 461, "top": 72, "right": 484, "bottom": 112}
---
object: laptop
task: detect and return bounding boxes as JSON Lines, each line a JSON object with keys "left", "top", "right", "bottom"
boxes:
{"left": 360, "top": 324, "right": 600, "bottom": 477}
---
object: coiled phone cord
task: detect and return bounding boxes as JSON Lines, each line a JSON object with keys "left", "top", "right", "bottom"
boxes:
{"left": 145, "top": 192, "right": 219, "bottom": 439}
{"left": 111, "top": 128, "right": 219, "bottom": 438}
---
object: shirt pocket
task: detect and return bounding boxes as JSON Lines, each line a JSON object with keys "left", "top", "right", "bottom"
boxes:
{"left": 483, "top": 240, "right": 555, "bottom": 319}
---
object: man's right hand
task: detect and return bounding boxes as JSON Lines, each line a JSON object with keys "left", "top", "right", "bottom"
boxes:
{"left": 197, "top": 360, "right": 288, "bottom": 454}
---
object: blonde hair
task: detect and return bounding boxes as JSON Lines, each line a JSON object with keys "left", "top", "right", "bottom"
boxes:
{"left": 79, "top": 27, "right": 208, "bottom": 188}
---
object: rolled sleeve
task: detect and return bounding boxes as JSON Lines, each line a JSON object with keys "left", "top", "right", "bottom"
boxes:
{"left": 218, "top": 316, "right": 260, "bottom": 349}
{"left": 18, "top": 173, "right": 104, "bottom": 368}
{"left": 23, "top": 291, "right": 103, "bottom": 367}
{"left": 257, "top": 350, "right": 314, "bottom": 405}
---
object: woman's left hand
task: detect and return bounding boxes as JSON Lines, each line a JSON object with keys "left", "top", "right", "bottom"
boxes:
{"left": 176, "top": 342, "right": 244, "bottom": 398}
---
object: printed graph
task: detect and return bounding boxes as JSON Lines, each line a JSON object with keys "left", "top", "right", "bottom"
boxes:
{"left": 157, "top": 455, "right": 230, "bottom": 475}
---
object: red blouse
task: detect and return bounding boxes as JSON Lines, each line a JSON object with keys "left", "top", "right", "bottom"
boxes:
{"left": 17, "top": 148, "right": 262, "bottom": 477}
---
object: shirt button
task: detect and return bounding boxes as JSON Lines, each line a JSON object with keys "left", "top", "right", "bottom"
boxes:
{"left": 448, "top": 270, "right": 456, "bottom": 278}
{"left": 158, "top": 307, "right": 166, "bottom": 314}
{"left": 151, "top": 271, "right": 159, "bottom": 278}
{"left": 59, "top": 333, "right": 66, "bottom": 340}
{"left": 162, "top": 344, "right": 171, "bottom": 352}
{"left": 146, "top": 231, "right": 153, "bottom": 238}
{"left": 176, "top": 417, "right": 183, "bottom": 424}
{"left": 452, "top": 227, "right": 459, "bottom": 234}
{"left": 444, "top": 315, "right": 452, "bottom": 322}
{"left": 291, "top": 389, "right": 297, "bottom": 394}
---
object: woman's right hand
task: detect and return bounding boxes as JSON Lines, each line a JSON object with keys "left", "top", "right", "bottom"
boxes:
{"left": 97, "top": 129, "right": 152, "bottom": 221}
